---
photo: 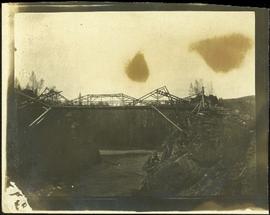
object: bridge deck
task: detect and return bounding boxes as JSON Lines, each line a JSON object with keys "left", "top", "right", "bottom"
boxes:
{"left": 51, "top": 104, "right": 193, "bottom": 110}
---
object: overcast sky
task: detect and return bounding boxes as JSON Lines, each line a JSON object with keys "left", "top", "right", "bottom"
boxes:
{"left": 14, "top": 12, "right": 255, "bottom": 99}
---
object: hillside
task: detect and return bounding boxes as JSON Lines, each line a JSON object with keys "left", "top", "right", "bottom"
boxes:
{"left": 221, "top": 95, "right": 255, "bottom": 116}
{"left": 138, "top": 96, "right": 256, "bottom": 197}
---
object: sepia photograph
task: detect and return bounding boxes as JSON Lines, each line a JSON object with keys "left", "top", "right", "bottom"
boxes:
{"left": 1, "top": 2, "right": 269, "bottom": 213}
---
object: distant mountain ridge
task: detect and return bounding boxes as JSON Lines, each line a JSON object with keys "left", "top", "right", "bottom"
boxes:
{"left": 223, "top": 95, "right": 255, "bottom": 101}
{"left": 221, "top": 95, "right": 255, "bottom": 115}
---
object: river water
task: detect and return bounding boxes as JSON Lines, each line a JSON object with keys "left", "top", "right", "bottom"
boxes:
{"left": 26, "top": 150, "right": 152, "bottom": 210}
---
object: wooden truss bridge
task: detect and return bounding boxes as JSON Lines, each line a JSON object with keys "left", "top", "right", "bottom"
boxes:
{"left": 16, "top": 86, "right": 206, "bottom": 131}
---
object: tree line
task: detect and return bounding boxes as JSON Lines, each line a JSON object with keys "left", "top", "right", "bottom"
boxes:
{"left": 15, "top": 72, "right": 216, "bottom": 101}
{"left": 15, "top": 71, "right": 57, "bottom": 96}
{"left": 188, "top": 79, "right": 215, "bottom": 96}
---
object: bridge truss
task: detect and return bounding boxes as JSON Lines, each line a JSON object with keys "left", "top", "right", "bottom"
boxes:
{"left": 67, "top": 86, "right": 190, "bottom": 107}
{"left": 69, "top": 93, "right": 137, "bottom": 106}
{"left": 130, "top": 86, "right": 189, "bottom": 106}
{"left": 15, "top": 85, "right": 206, "bottom": 129}
{"left": 17, "top": 87, "right": 69, "bottom": 110}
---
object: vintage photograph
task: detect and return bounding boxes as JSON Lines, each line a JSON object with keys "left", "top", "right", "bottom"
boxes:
{"left": 2, "top": 3, "right": 268, "bottom": 213}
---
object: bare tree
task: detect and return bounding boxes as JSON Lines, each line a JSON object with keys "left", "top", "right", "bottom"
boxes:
{"left": 188, "top": 83, "right": 194, "bottom": 96}
{"left": 189, "top": 79, "right": 215, "bottom": 97}
{"left": 207, "top": 81, "right": 214, "bottom": 95}
{"left": 189, "top": 79, "right": 204, "bottom": 95}
{"left": 26, "top": 83, "right": 30, "bottom": 90}
{"left": 14, "top": 77, "right": 21, "bottom": 90}
{"left": 27, "top": 71, "right": 45, "bottom": 95}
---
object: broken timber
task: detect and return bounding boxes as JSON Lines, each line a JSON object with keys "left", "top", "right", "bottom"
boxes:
{"left": 150, "top": 105, "right": 184, "bottom": 133}
{"left": 16, "top": 85, "right": 206, "bottom": 128}
{"left": 28, "top": 107, "right": 52, "bottom": 127}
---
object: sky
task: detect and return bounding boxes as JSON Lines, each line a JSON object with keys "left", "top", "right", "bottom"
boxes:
{"left": 14, "top": 11, "right": 255, "bottom": 99}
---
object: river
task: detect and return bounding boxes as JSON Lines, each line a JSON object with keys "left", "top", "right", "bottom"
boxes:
{"left": 26, "top": 150, "right": 152, "bottom": 210}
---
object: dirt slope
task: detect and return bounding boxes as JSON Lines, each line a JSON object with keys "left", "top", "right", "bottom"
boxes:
{"left": 139, "top": 105, "right": 256, "bottom": 197}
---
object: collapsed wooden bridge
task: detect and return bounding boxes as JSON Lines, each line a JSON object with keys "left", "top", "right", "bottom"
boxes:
{"left": 16, "top": 86, "right": 207, "bottom": 130}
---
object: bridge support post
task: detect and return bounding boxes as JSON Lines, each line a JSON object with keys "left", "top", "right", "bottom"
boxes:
{"left": 201, "top": 86, "right": 205, "bottom": 108}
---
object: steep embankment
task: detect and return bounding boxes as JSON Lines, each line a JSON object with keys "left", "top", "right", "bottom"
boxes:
{"left": 139, "top": 96, "right": 256, "bottom": 197}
